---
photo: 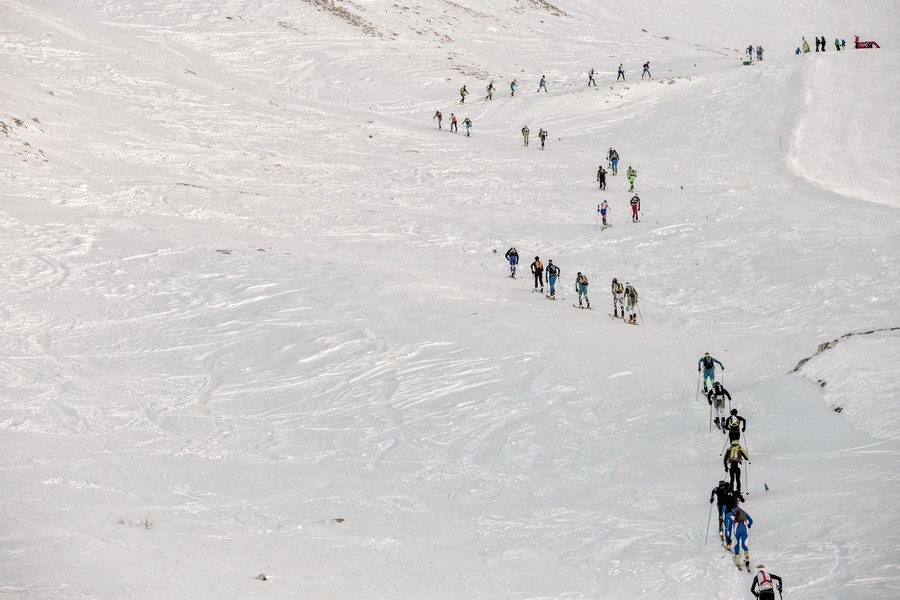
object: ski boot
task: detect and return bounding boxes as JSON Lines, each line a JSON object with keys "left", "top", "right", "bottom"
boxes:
{"left": 714, "top": 417, "right": 720, "bottom": 428}
{"left": 744, "top": 552, "right": 750, "bottom": 570}
{"left": 703, "top": 387, "right": 708, "bottom": 394}
{"left": 726, "top": 541, "right": 732, "bottom": 551}
{"left": 586, "top": 301, "right": 591, "bottom": 309}
{"left": 578, "top": 301, "right": 583, "bottom": 308}
{"left": 733, "top": 554, "right": 741, "bottom": 568}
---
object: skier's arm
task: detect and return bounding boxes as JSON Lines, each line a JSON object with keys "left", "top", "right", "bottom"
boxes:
{"left": 714, "top": 359, "right": 725, "bottom": 370}
{"left": 771, "top": 574, "right": 783, "bottom": 591}
{"left": 698, "top": 358, "right": 704, "bottom": 371}
{"left": 750, "top": 576, "right": 759, "bottom": 596}
{"left": 742, "top": 448, "right": 750, "bottom": 461}
{"left": 724, "top": 390, "right": 732, "bottom": 402}
{"left": 723, "top": 453, "right": 728, "bottom": 470}
{"left": 709, "top": 489, "right": 717, "bottom": 503}
{"left": 739, "top": 415, "right": 746, "bottom": 431}
{"left": 707, "top": 390, "right": 714, "bottom": 405}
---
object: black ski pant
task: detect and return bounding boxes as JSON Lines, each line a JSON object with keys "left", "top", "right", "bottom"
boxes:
{"left": 599, "top": 176, "right": 606, "bottom": 190}
{"left": 728, "top": 429, "right": 741, "bottom": 442}
{"left": 728, "top": 462, "right": 743, "bottom": 494}
{"left": 533, "top": 271, "right": 543, "bottom": 290}
{"left": 758, "top": 590, "right": 776, "bottom": 600}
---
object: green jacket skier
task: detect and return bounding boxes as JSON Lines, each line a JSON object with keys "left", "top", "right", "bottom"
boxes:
{"left": 459, "top": 85, "right": 468, "bottom": 104}
{"left": 626, "top": 166, "right": 637, "bottom": 191}
{"left": 486, "top": 82, "right": 494, "bottom": 100}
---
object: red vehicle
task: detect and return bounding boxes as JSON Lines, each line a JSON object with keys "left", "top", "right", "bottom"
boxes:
{"left": 854, "top": 35, "right": 881, "bottom": 49}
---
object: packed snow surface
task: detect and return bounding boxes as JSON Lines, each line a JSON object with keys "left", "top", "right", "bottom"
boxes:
{"left": 1, "top": 1, "right": 899, "bottom": 599}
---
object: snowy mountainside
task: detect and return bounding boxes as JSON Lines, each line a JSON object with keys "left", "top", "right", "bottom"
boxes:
{"left": 1, "top": 1, "right": 899, "bottom": 599}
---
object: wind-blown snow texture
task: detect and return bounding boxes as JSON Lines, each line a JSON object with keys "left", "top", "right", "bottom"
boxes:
{"left": 1, "top": 1, "right": 899, "bottom": 599}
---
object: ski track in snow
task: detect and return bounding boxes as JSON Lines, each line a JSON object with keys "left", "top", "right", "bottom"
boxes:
{"left": 1, "top": 1, "right": 899, "bottom": 599}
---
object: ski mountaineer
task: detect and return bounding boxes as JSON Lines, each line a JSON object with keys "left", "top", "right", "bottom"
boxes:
{"left": 617, "top": 62, "right": 625, "bottom": 81}
{"left": 463, "top": 117, "right": 472, "bottom": 137}
{"left": 707, "top": 382, "right": 732, "bottom": 430}
{"left": 531, "top": 256, "right": 544, "bottom": 293}
{"left": 698, "top": 352, "right": 724, "bottom": 393}
{"left": 504, "top": 246, "right": 519, "bottom": 278}
{"left": 720, "top": 483, "right": 745, "bottom": 549}
{"left": 546, "top": 260, "right": 560, "bottom": 299}
{"left": 724, "top": 439, "right": 750, "bottom": 494}
{"left": 459, "top": 85, "right": 468, "bottom": 104}
{"left": 610, "top": 149, "right": 620, "bottom": 175}
{"left": 433, "top": 110, "right": 443, "bottom": 130}
{"left": 642, "top": 61, "right": 651, "bottom": 78}
{"left": 724, "top": 408, "right": 746, "bottom": 442}
{"left": 611, "top": 278, "right": 625, "bottom": 317}
{"left": 588, "top": 68, "right": 596, "bottom": 87}
{"left": 485, "top": 81, "right": 495, "bottom": 100}
{"left": 606, "top": 147, "right": 613, "bottom": 168}
{"left": 599, "top": 200, "right": 609, "bottom": 228}
{"left": 626, "top": 166, "right": 637, "bottom": 192}
{"left": 710, "top": 480, "right": 731, "bottom": 541}
{"left": 629, "top": 194, "right": 641, "bottom": 222}
{"left": 575, "top": 272, "right": 590, "bottom": 309}
{"left": 727, "top": 506, "right": 753, "bottom": 570}
{"left": 597, "top": 165, "right": 607, "bottom": 190}
{"left": 538, "top": 74, "right": 548, "bottom": 92}
{"left": 834, "top": 38, "right": 841, "bottom": 51}
{"left": 450, "top": 113, "right": 458, "bottom": 133}
{"left": 510, "top": 79, "right": 517, "bottom": 97}
{"left": 624, "top": 282, "right": 638, "bottom": 324}
{"left": 802, "top": 39, "right": 810, "bottom": 53}
{"left": 747, "top": 44, "right": 754, "bottom": 59}
{"left": 538, "top": 128, "right": 548, "bottom": 149}
{"left": 751, "top": 565, "right": 784, "bottom": 600}
{"left": 522, "top": 125, "right": 530, "bottom": 147}
{"left": 757, "top": 45, "right": 764, "bottom": 60}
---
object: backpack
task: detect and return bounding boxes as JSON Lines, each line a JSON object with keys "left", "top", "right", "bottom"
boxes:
{"left": 613, "top": 282, "right": 624, "bottom": 294}
{"left": 626, "top": 286, "right": 638, "bottom": 302}
{"left": 547, "top": 264, "right": 558, "bottom": 275}
{"left": 577, "top": 274, "right": 588, "bottom": 285}
{"left": 703, "top": 356, "right": 714, "bottom": 369}
{"left": 757, "top": 570, "right": 773, "bottom": 590}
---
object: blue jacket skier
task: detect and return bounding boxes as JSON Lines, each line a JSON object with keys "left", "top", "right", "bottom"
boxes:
{"left": 698, "top": 352, "right": 724, "bottom": 393}
{"left": 504, "top": 247, "right": 519, "bottom": 278}
{"left": 728, "top": 507, "right": 753, "bottom": 569}
{"left": 546, "top": 260, "right": 560, "bottom": 299}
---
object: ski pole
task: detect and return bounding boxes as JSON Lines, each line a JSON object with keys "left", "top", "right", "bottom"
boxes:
{"left": 695, "top": 371, "right": 701, "bottom": 401}
{"left": 595, "top": 205, "right": 600, "bottom": 230}
{"left": 742, "top": 431, "right": 750, "bottom": 455}
{"left": 704, "top": 502, "right": 713, "bottom": 545}
{"left": 745, "top": 461, "right": 751, "bottom": 494}
{"left": 637, "top": 304, "right": 644, "bottom": 324}
{"left": 720, "top": 437, "right": 728, "bottom": 455}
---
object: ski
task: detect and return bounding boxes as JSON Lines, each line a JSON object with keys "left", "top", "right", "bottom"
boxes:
{"left": 545, "top": 295, "right": 557, "bottom": 300}
{"left": 572, "top": 304, "right": 593, "bottom": 310}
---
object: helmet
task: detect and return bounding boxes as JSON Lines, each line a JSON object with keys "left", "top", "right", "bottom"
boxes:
{"left": 535, "top": 256, "right": 539, "bottom": 260}
{"left": 719, "top": 480, "right": 726, "bottom": 486}
{"left": 577, "top": 272, "right": 582, "bottom": 275}
{"left": 731, "top": 409, "right": 738, "bottom": 416}
{"left": 731, "top": 440, "right": 740, "bottom": 446}
{"left": 756, "top": 564, "right": 765, "bottom": 570}
{"left": 612, "top": 278, "right": 617, "bottom": 282}
{"left": 705, "top": 352, "right": 711, "bottom": 357}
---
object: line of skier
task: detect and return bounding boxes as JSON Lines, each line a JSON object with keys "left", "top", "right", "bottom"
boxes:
{"left": 502, "top": 247, "right": 639, "bottom": 322}
{"left": 432, "top": 111, "right": 473, "bottom": 136}
{"left": 701, "top": 355, "right": 786, "bottom": 598}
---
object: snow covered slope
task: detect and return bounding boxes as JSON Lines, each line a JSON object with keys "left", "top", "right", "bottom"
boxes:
{"left": 1, "top": 1, "right": 899, "bottom": 599}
